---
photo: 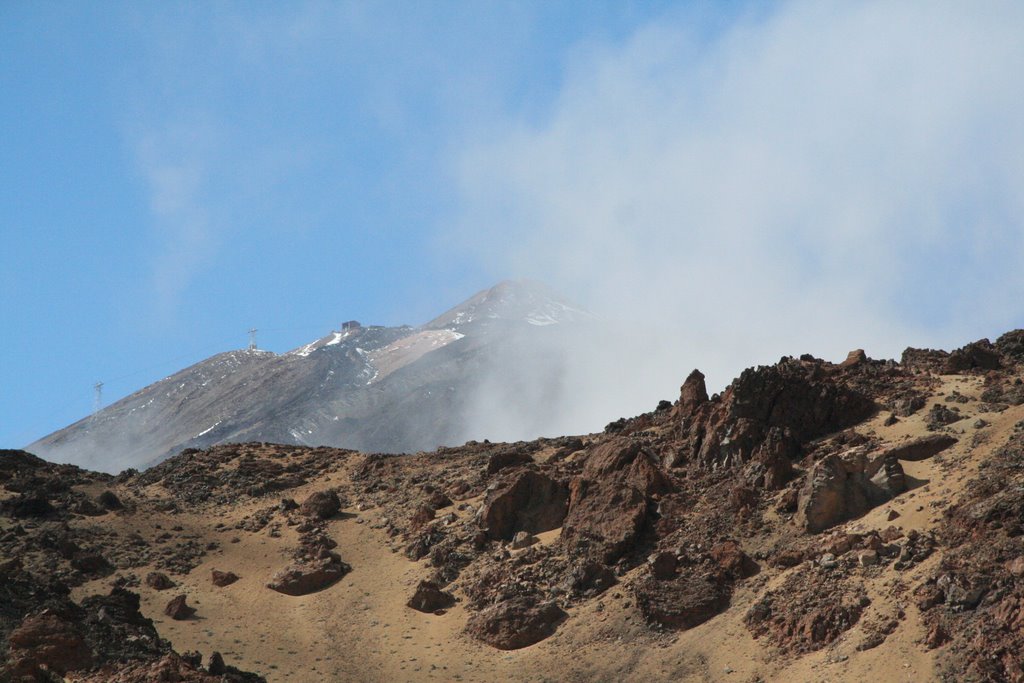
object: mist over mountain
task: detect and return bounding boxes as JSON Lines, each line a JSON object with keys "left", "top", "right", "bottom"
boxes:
{"left": 28, "top": 281, "right": 626, "bottom": 473}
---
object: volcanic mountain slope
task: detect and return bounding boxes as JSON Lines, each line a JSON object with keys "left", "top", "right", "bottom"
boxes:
{"left": 5, "top": 332, "right": 1024, "bottom": 681}
{"left": 28, "top": 280, "right": 596, "bottom": 473}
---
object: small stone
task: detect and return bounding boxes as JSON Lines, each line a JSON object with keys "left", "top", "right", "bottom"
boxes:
{"left": 144, "top": 571, "right": 176, "bottom": 591}
{"left": 211, "top": 570, "right": 239, "bottom": 587}
{"left": 859, "top": 550, "right": 879, "bottom": 567}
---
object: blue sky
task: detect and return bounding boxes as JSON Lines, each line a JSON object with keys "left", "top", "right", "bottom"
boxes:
{"left": 4, "top": 1, "right": 1024, "bottom": 448}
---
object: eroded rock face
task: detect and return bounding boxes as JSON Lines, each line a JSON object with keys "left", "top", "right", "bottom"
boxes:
{"left": 479, "top": 470, "right": 568, "bottom": 542}
{"left": 797, "top": 452, "right": 905, "bottom": 533}
{"left": 465, "top": 595, "right": 566, "bottom": 650}
{"left": 267, "top": 555, "right": 350, "bottom": 596}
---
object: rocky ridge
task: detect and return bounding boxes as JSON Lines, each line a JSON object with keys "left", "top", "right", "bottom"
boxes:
{"left": 4, "top": 331, "right": 1024, "bottom": 680}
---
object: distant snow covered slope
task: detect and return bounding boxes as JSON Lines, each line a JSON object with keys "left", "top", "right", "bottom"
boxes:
{"left": 28, "top": 280, "right": 602, "bottom": 473}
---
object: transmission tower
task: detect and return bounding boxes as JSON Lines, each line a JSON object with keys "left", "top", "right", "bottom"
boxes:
{"left": 248, "top": 328, "right": 258, "bottom": 351}
{"left": 92, "top": 381, "right": 104, "bottom": 417}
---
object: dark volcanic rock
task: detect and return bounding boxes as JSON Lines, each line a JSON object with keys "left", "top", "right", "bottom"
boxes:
{"left": 145, "top": 571, "right": 176, "bottom": 590}
{"left": 486, "top": 448, "right": 534, "bottom": 475}
{"left": 465, "top": 595, "right": 567, "bottom": 650}
{"left": 479, "top": 470, "right": 569, "bottom": 541}
{"left": 299, "top": 489, "right": 342, "bottom": 520}
{"left": 879, "top": 434, "right": 957, "bottom": 462}
{"left": 164, "top": 594, "right": 196, "bottom": 620}
{"left": 212, "top": 570, "right": 240, "bottom": 587}
{"left": 926, "top": 403, "right": 961, "bottom": 430}
{"left": 634, "top": 574, "right": 729, "bottom": 630}
{"left": 407, "top": 580, "right": 456, "bottom": 613}
{"left": 97, "top": 490, "right": 123, "bottom": 510}
{"left": 673, "top": 358, "right": 875, "bottom": 469}
{"left": 946, "top": 339, "right": 1001, "bottom": 372}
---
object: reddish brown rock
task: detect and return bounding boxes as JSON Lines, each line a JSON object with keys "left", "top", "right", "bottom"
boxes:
{"left": 164, "top": 594, "right": 196, "bottom": 620}
{"left": 679, "top": 369, "right": 709, "bottom": 411}
{"left": 709, "top": 540, "right": 759, "bottom": 580}
{"left": 839, "top": 349, "right": 868, "bottom": 368}
{"left": 5, "top": 611, "right": 94, "bottom": 677}
{"left": 211, "top": 569, "right": 239, "bottom": 587}
{"left": 582, "top": 439, "right": 673, "bottom": 496}
{"left": 561, "top": 478, "right": 647, "bottom": 563}
{"left": 299, "top": 489, "right": 341, "bottom": 520}
{"left": 267, "top": 556, "right": 350, "bottom": 596}
{"left": 745, "top": 574, "right": 869, "bottom": 654}
{"left": 465, "top": 596, "right": 566, "bottom": 650}
{"left": 145, "top": 571, "right": 176, "bottom": 590}
{"left": 407, "top": 580, "right": 456, "bottom": 613}
{"left": 486, "top": 449, "right": 534, "bottom": 475}
{"left": 479, "top": 470, "right": 568, "bottom": 541}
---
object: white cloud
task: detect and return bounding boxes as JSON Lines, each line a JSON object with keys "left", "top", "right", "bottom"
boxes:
{"left": 449, "top": 1, "right": 1024, "bottom": 436}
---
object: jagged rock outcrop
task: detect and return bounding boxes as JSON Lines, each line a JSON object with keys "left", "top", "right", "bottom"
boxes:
{"left": 672, "top": 358, "right": 875, "bottom": 470}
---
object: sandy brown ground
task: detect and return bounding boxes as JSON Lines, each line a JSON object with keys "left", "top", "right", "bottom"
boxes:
{"left": 65, "top": 375, "right": 1015, "bottom": 682}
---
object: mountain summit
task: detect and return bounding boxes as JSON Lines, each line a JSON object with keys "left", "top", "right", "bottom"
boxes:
{"left": 28, "top": 282, "right": 596, "bottom": 473}
{"left": 425, "top": 279, "right": 594, "bottom": 331}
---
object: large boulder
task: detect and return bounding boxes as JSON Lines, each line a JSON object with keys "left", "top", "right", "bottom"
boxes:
{"left": 145, "top": 571, "right": 176, "bottom": 590}
{"left": 407, "top": 580, "right": 456, "bottom": 613}
{"left": 299, "top": 490, "right": 341, "bottom": 520}
{"left": 797, "top": 452, "right": 905, "bottom": 533}
{"left": 267, "top": 555, "right": 350, "bottom": 596}
{"left": 561, "top": 479, "right": 648, "bottom": 563}
{"left": 164, "top": 594, "right": 196, "bottom": 620}
{"left": 581, "top": 439, "right": 673, "bottom": 496}
{"left": 465, "top": 595, "right": 566, "bottom": 650}
{"left": 4, "top": 611, "right": 94, "bottom": 678}
{"left": 478, "top": 471, "right": 568, "bottom": 542}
